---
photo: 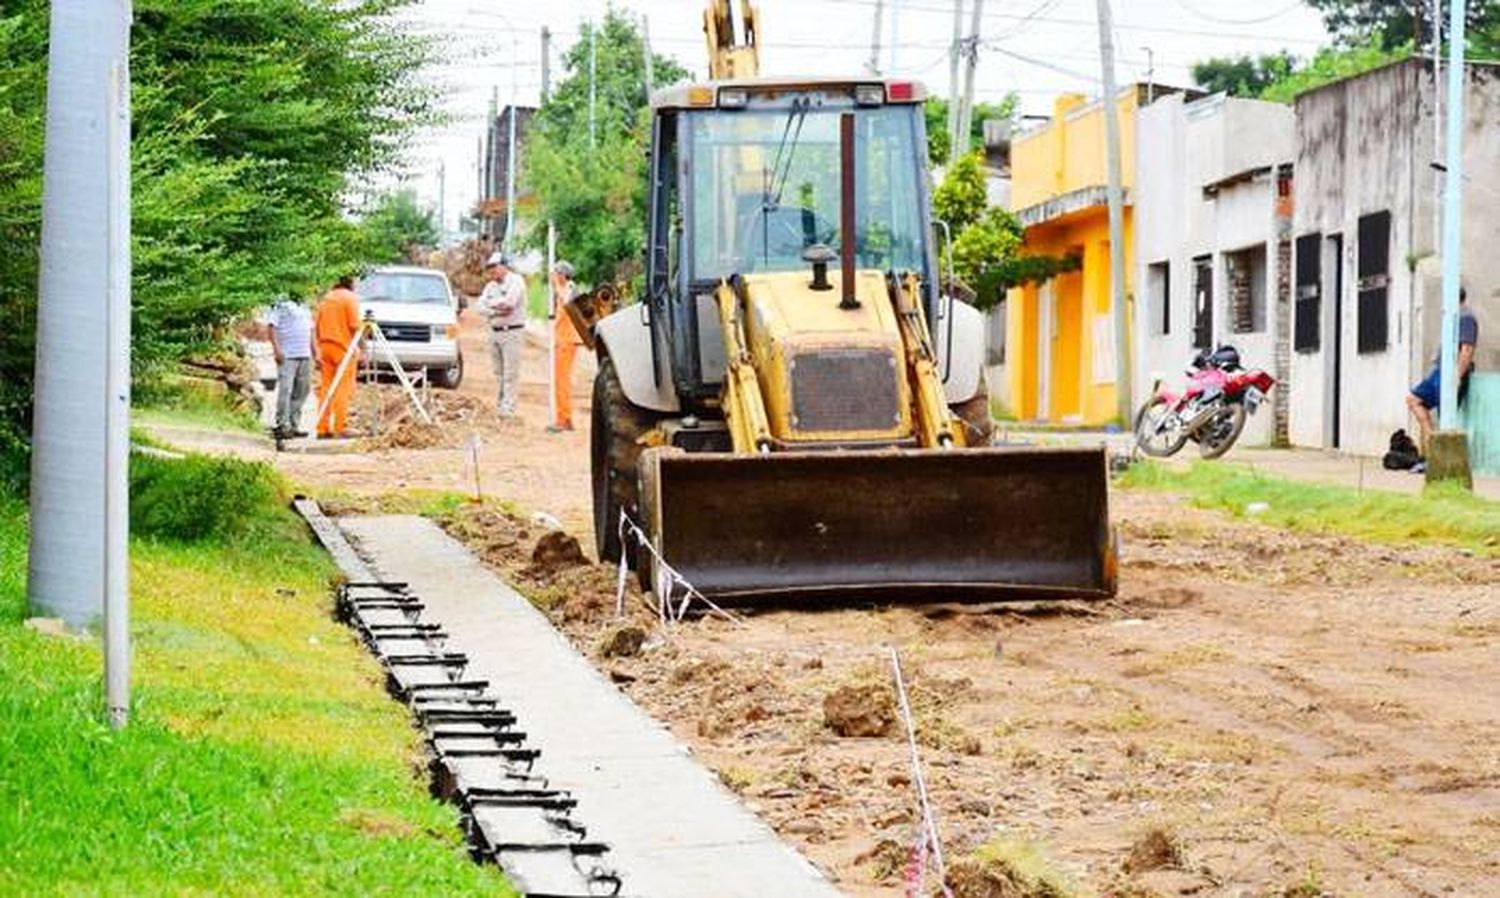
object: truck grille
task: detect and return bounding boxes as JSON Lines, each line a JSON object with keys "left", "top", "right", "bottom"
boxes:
{"left": 380, "top": 322, "right": 430, "bottom": 343}
{"left": 789, "top": 349, "right": 900, "bottom": 433}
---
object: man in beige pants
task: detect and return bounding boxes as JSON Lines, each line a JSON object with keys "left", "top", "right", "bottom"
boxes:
{"left": 477, "top": 252, "right": 528, "bottom": 418}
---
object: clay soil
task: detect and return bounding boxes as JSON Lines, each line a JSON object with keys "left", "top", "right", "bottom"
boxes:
{"left": 271, "top": 315, "right": 1499, "bottom": 897}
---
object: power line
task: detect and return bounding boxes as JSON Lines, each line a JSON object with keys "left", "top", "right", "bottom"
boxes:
{"left": 1168, "top": 0, "right": 1307, "bottom": 27}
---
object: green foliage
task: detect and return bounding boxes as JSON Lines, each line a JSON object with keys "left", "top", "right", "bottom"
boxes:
{"left": 1258, "top": 40, "right": 1406, "bottom": 103}
{"left": 1121, "top": 460, "right": 1500, "bottom": 555}
{"left": 934, "top": 153, "right": 1077, "bottom": 311}
{"left": 129, "top": 453, "right": 286, "bottom": 543}
{"left": 0, "top": 493, "right": 512, "bottom": 895}
{"left": 523, "top": 11, "right": 689, "bottom": 286}
{"left": 1191, "top": 52, "right": 1300, "bottom": 97}
{"left": 0, "top": 0, "right": 434, "bottom": 457}
{"left": 932, "top": 151, "right": 989, "bottom": 233}
{"left": 922, "top": 95, "right": 1018, "bottom": 165}
{"left": 355, "top": 188, "right": 439, "bottom": 263}
{"left": 1307, "top": 0, "right": 1500, "bottom": 54}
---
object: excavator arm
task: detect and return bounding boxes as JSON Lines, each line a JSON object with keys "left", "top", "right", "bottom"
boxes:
{"left": 702, "top": 0, "right": 760, "bottom": 80}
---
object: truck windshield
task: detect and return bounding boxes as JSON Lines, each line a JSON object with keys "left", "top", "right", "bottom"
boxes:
{"left": 358, "top": 272, "right": 450, "bottom": 304}
{"left": 687, "top": 103, "right": 927, "bottom": 282}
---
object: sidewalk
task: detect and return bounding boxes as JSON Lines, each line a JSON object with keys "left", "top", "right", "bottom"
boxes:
{"left": 998, "top": 427, "right": 1500, "bottom": 502}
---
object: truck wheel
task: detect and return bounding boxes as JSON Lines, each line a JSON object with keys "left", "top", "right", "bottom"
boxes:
{"left": 591, "top": 355, "right": 657, "bottom": 564}
{"left": 429, "top": 351, "right": 464, "bottom": 389}
{"left": 951, "top": 379, "right": 995, "bottom": 446}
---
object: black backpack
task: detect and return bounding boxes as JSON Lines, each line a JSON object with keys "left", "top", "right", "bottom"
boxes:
{"left": 1382, "top": 429, "right": 1421, "bottom": 470}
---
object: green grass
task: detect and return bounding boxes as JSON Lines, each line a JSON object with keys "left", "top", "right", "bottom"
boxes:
{"left": 0, "top": 474, "right": 513, "bottom": 895}
{"left": 526, "top": 277, "right": 549, "bottom": 320}
{"left": 135, "top": 376, "right": 262, "bottom": 434}
{"left": 1122, "top": 460, "right": 1500, "bottom": 556}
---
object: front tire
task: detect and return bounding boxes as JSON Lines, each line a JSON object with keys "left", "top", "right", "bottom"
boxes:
{"left": 1135, "top": 397, "right": 1187, "bottom": 458}
{"left": 429, "top": 351, "right": 464, "bottom": 389}
{"left": 951, "top": 379, "right": 995, "bottom": 446}
{"left": 591, "top": 355, "right": 658, "bottom": 564}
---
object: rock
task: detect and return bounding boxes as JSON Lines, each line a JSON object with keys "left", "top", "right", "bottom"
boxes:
{"left": 530, "top": 530, "right": 587, "bottom": 572}
{"left": 802, "top": 655, "right": 824, "bottom": 670}
{"left": 823, "top": 683, "right": 896, "bottom": 737}
{"left": 782, "top": 818, "right": 822, "bottom": 836}
{"left": 598, "top": 625, "right": 647, "bottom": 658}
{"left": 530, "top": 510, "right": 565, "bottom": 531}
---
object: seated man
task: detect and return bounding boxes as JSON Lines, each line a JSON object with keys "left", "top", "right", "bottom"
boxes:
{"left": 1406, "top": 287, "right": 1478, "bottom": 459}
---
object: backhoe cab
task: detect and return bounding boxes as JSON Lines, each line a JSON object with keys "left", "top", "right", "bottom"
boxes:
{"left": 589, "top": 77, "right": 1116, "bottom": 602}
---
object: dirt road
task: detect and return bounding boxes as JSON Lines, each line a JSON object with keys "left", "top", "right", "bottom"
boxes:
{"left": 269, "top": 315, "right": 1500, "bottom": 896}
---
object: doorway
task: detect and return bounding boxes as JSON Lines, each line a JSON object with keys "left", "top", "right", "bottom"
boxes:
{"left": 1192, "top": 255, "right": 1213, "bottom": 350}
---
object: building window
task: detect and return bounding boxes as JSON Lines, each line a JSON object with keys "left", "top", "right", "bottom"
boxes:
{"left": 1356, "top": 210, "right": 1391, "bottom": 354}
{"left": 1225, "top": 244, "right": 1268, "bottom": 334}
{"left": 1147, "top": 261, "right": 1170, "bottom": 336}
{"left": 1192, "top": 255, "right": 1213, "bottom": 350}
{"left": 1294, "top": 233, "right": 1321, "bottom": 352}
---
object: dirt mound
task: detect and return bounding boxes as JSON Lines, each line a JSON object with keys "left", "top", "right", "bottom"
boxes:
{"left": 598, "top": 624, "right": 646, "bottom": 659}
{"left": 823, "top": 683, "right": 895, "bottom": 737}
{"left": 947, "top": 846, "right": 1072, "bottom": 898}
{"left": 353, "top": 386, "right": 490, "bottom": 448}
{"left": 1121, "top": 827, "right": 1182, "bottom": 874}
{"left": 530, "top": 530, "right": 587, "bottom": 575}
{"left": 364, "top": 420, "right": 445, "bottom": 450}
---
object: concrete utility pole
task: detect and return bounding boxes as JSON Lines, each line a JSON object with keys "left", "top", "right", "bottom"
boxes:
{"left": 541, "top": 26, "right": 552, "bottom": 103}
{"left": 1438, "top": 0, "right": 1466, "bottom": 429}
{"left": 946, "top": 0, "right": 964, "bottom": 160}
{"left": 30, "top": 0, "right": 132, "bottom": 728}
{"left": 956, "top": 0, "right": 985, "bottom": 158}
{"left": 868, "top": 0, "right": 884, "bottom": 75}
{"left": 888, "top": 0, "right": 900, "bottom": 74}
{"left": 644, "top": 15, "right": 655, "bottom": 97}
{"left": 1096, "top": 0, "right": 1133, "bottom": 424}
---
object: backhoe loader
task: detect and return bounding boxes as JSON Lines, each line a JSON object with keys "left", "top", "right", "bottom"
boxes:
{"left": 584, "top": 0, "right": 1116, "bottom": 602}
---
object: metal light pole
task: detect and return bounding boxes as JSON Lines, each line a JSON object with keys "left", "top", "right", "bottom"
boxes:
{"left": 589, "top": 19, "right": 598, "bottom": 147}
{"left": 1096, "top": 0, "right": 1133, "bottom": 424}
{"left": 1438, "top": 0, "right": 1466, "bottom": 428}
{"left": 30, "top": 0, "right": 133, "bottom": 727}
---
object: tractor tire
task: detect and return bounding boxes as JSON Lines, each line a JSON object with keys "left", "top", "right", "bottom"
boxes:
{"left": 951, "top": 379, "right": 995, "bottom": 446}
{"left": 591, "top": 354, "right": 657, "bottom": 565}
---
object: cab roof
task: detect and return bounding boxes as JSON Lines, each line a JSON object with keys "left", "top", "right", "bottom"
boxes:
{"left": 650, "top": 76, "right": 928, "bottom": 111}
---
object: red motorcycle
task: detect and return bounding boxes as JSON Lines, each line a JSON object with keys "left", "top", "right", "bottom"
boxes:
{"left": 1134, "top": 345, "right": 1275, "bottom": 459}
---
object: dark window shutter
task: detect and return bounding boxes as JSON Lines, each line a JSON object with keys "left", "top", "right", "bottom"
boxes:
{"left": 1294, "top": 233, "right": 1321, "bottom": 352}
{"left": 1356, "top": 211, "right": 1390, "bottom": 354}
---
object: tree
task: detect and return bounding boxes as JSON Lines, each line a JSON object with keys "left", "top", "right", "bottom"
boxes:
{"left": 0, "top": 0, "right": 434, "bottom": 475}
{"left": 1191, "top": 52, "right": 1299, "bottom": 97}
{"left": 523, "top": 11, "right": 689, "bottom": 286}
{"left": 932, "top": 152, "right": 1079, "bottom": 311}
{"left": 357, "top": 190, "right": 440, "bottom": 263}
{"left": 1257, "top": 40, "right": 1404, "bottom": 103}
{"left": 923, "top": 95, "right": 1018, "bottom": 165}
{"left": 1307, "top": 0, "right": 1500, "bottom": 53}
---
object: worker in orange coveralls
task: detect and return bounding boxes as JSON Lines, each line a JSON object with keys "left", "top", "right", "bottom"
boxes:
{"left": 547, "top": 261, "right": 583, "bottom": 433}
{"left": 314, "top": 274, "right": 362, "bottom": 438}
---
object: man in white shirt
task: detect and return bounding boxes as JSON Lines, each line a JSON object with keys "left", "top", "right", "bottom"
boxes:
{"left": 477, "top": 252, "right": 528, "bottom": 417}
{"left": 268, "top": 291, "right": 314, "bottom": 436}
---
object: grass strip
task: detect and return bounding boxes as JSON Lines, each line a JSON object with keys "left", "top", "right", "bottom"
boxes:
{"left": 0, "top": 463, "right": 512, "bottom": 895}
{"left": 1121, "top": 459, "right": 1500, "bottom": 556}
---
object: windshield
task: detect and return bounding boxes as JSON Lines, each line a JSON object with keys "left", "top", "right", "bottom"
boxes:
{"left": 687, "top": 103, "right": 928, "bottom": 281}
{"left": 358, "top": 272, "right": 451, "bottom": 304}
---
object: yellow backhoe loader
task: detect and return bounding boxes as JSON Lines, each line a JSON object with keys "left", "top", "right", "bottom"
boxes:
{"left": 585, "top": 0, "right": 1116, "bottom": 602}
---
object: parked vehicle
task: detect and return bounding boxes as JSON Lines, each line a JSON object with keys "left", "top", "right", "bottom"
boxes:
{"left": 355, "top": 266, "right": 464, "bottom": 389}
{"left": 1134, "top": 345, "right": 1275, "bottom": 459}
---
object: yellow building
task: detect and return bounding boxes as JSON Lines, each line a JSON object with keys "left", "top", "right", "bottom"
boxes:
{"left": 1005, "top": 88, "right": 1144, "bottom": 425}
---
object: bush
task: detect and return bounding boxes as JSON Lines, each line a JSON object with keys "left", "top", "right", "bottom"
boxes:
{"left": 130, "top": 454, "right": 284, "bottom": 543}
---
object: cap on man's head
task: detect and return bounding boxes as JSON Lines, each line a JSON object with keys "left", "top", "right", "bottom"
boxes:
{"left": 553, "top": 261, "right": 575, "bottom": 279}
{"left": 486, "top": 251, "right": 511, "bottom": 269}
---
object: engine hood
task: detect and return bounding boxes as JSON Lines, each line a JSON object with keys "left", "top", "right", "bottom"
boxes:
{"left": 361, "top": 299, "right": 456, "bottom": 326}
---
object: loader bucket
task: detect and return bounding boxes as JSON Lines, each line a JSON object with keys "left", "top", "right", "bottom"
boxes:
{"left": 638, "top": 446, "right": 1116, "bottom": 603}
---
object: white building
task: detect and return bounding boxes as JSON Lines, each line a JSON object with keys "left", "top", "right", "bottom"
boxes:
{"left": 1133, "top": 92, "right": 1297, "bottom": 447}
{"left": 1289, "top": 58, "right": 1500, "bottom": 457}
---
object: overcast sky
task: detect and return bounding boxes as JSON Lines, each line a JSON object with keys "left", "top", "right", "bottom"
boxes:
{"left": 392, "top": 0, "right": 1333, "bottom": 235}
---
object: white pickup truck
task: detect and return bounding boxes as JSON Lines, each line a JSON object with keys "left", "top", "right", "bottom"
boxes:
{"left": 356, "top": 265, "right": 464, "bottom": 388}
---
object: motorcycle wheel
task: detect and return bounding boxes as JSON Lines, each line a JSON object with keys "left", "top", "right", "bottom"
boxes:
{"left": 1134, "top": 397, "right": 1188, "bottom": 458}
{"left": 1198, "top": 403, "right": 1248, "bottom": 459}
